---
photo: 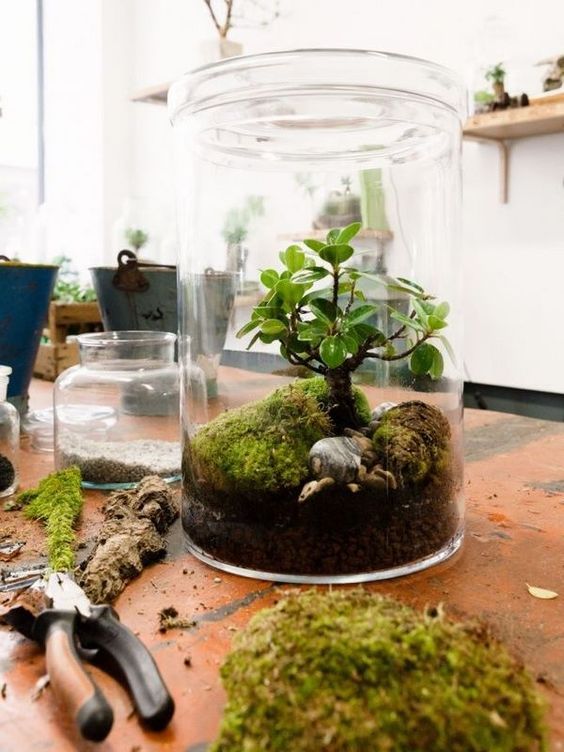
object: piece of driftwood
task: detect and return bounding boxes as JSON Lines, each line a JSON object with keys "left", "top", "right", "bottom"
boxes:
{"left": 76, "top": 476, "right": 178, "bottom": 604}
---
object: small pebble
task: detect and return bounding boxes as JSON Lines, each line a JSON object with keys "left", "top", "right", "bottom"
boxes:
{"left": 213, "top": 577, "right": 222, "bottom": 583}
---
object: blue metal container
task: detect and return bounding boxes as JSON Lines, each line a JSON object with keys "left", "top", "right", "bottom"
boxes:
{"left": 0, "top": 260, "right": 58, "bottom": 414}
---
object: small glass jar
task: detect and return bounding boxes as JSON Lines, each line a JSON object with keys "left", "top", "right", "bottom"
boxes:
{"left": 0, "top": 366, "right": 20, "bottom": 498}
{"left": 171, "top": 49, "right": 465, "bottom": 583}
{"left": 54, "top": 331, "right": 181, "bottom": 489}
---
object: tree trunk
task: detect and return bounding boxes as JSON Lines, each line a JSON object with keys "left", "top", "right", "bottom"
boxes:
{"left": 324, "top": 368, "right": 361, "bottom": 433}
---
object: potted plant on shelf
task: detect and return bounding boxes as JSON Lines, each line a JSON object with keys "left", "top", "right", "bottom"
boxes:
{"left": 485, "top": 63, "right": 506, "bottom": 102}
{"left": 184, "top": 223, "right": 458, "bottom": 577}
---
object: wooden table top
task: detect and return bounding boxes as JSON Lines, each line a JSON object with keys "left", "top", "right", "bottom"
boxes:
{"left": 1, "top": 379, "right": 563, "bottom": 751}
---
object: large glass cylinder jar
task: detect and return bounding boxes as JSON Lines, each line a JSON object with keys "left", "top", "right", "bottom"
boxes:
{"left": 170, "top": 50, "right": 465, "bottom": 582}
{"left": 54, "top": 332, "right": 180, "bottom": 489}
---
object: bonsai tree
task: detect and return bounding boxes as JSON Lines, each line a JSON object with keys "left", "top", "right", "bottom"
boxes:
{"left": 237, "top": 222, "right": 452, "bottom": 432}
{"left": 125, "top": 227, "right": 149, "bottom": 253}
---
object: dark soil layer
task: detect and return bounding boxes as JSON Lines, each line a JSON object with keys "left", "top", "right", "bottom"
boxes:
{"left": 182, "top": 469, "right": 462, "bottom": 576}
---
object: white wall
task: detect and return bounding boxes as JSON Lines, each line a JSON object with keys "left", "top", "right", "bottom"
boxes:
{"left": 44, "top": 0, "right": 564, "bottom": 394}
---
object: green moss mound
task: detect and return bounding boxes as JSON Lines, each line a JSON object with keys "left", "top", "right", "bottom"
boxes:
{"left": 295, "top": 376, "right": 372, "bottom": 426}
{"left": 372, "top": 400, "right": 450, "bottom": 485}
{"left": 212, "top": 590, "right": 547, "bottom": 752}
{"left": 190, "top": 384, "right": 331, "bottom": 495}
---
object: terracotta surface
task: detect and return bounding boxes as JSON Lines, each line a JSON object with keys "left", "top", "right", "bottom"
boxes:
{"left": 1, "top": 380, "right": 563, "bottom": 751}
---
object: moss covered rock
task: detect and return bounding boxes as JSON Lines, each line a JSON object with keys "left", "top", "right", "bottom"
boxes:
{"left": 372, "top": 400, "right": 450, "bottom": 486}
{"left": 190, "top": 384, "right": 332, "bottom": 495}
{"left": 211, "top": 590, "right": 547, "bottom": 752}
{"left": 295, "top": 376, "right": 372, "bottom": 426}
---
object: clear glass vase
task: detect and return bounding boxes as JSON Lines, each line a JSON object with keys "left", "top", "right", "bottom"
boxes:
{"left": 54, "top": 331, "right": 180, "bottom": 489}
{"left": 170, "top": 49, "right": 466, "bottom": 582}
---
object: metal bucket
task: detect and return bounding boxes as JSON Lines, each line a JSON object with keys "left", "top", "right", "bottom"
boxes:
{"left": 0, "top": 257, "right": 58, "bottom": 414}
{"left": 90, "top": 251, "right": 178, "bottom": 333}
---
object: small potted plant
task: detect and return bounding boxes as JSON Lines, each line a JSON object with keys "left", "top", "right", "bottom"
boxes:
{"left": 485, "top": 63, "right": 506, "bottom": 102}
{"left": 183, "top": 223, "right": 459, "bottom": 578}
{"left": 200, "top": 0, "right": 281, "bottom": 61}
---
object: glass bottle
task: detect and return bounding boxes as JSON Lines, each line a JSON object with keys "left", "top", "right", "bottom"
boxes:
{"left": 170, "top": 49, "right": 465, "bottom": 583}
{"left": 0, "top": 366, "right": 20, "bottom": 498}
{"left": 54, "top": 331, "right": 180, "bottom": 489}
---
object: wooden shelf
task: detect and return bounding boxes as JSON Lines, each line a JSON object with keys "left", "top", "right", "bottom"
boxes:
{"left": 463, "top": 98, "right": 564, "bottom": 203}
{"left": 464, "top": 98, "right": 564, "bottom": 141}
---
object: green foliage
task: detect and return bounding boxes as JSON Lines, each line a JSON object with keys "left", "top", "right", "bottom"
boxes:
{"left": 485, "top": 63, "right": 506, "bottom": 84}
{"left": 190, "top": 384, "right": 332, "bottom": 495}
{"left": 474, "top": 89, "right": 495, "bottom": 104}
{"left": 212, "top": 589, "right": 547, "bottom": 752}
{"left": 51, "top": 255, "right": 97, "bottom": 303}
{"left": 18, "top": 466, "right": 83, "bottom": 571}
{"left": 125, "top": 227, "right": 149, "bottom": 251}
{"left": 222, "top": 195, "right": 265, "bottom": 245}
{"left": 237, "top": 223, "right": 453, "bottom": 382}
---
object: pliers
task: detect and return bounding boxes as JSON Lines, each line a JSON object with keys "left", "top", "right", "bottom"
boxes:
{"left": 3, "top": 571, "right": 174, "bottom": 741}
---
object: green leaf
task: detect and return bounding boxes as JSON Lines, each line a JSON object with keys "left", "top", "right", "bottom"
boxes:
{"left": 410, "top": 343, "right": 435, "bottom": 375}
{"left": 428, "top": 315, "right": 448, "bottom": 330}
{"left": 236, "top": 319, "right": 261, "bottom": 338}
{"left": 434, "top": 301, "right": 450, "bottom": 319}
{"left": 303, "top": 238, "right": 325, "bottom": 252}
{"left": 438, "top": 335, "right": 456, "bottom": 365}
{"left": 326, "top": 228, "right": 340, "bottom": 244}
{"left": 412, "top": 297, "right": 429, "bottom": 324}
{"left": 260, "top": 319, "right": 287, "bottom": 336}
{"left": 259, "top": 332, "right": 280, "bottom": 344}
{"left": 354, "top": 289, "right": 366, "bottom": 301}
{"left": 429, "top": 347, "right": 444, "bottom": 380}
{"left": 319, "top": 335, "right": 348, "bottom": 368}
{"left": 337, "top": 222, "right": 362, "bottom": 244}
{"left": 319, "top": 243, "right": 354, "bottom": 266}
{"left": 309, "top": 297, "right": 339, "bottom": 324}
{"left": 252, "top": 304, "right": 284, "bottom": 320}
{"left": 390, "top": 310, "right": 426, "bottom": 333}
{"left": 260, "top": 269, "right": 279, "bottom": 289}
{"left": 341, "top": 333, "right": 359, "bottom": 355}
{"left": 279, "top": 245, "right": 306, "bottom": 273}
{"left": 297, "top": 320, "right": 328, "bottom": 341}
{"left": 348, "top": 323, "right": 386, "bottom": 346}
{"left": 387, "top": 283, "right": 429, "bottom": 299}
{"left": 246, "top": 331, "right": 262, "bottom": 350}
{"left": 345, "top": 304, "right": 379, "bottom": 326}
{"left": 292, "top": 266, "right": 330, "bottom": 284}
{"left": 276, "top": 279, "right": 308, "bottom": 308}
{"left": 397, "top": 276, "right": 424, "bottom": 293}
{"left": 286, "top": 332, "right": 311, "bottom": 354}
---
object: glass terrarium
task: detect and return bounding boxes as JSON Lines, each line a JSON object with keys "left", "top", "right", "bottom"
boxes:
{"left": 54, "top": 331, "right": 180, "bottom": 489}
{"left": 170, "top": 49, "right": 465, "bottom": 582}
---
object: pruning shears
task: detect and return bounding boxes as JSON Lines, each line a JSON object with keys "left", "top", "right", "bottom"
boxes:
{"left": 2, "top": 571, "right": 174, "bottom": 742}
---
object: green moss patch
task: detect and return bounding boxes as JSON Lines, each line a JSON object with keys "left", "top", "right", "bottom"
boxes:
{"left": 212, "top": 589, "right": 546, "bottom": 752}
{"left": 19, "top": 466, "right": 83, "bottom": 571}
{"left": 190, "top": 384, "right": 332, "bottom": 495}
{"left": 295, "top": 376, "right": 371, "bottom": 426}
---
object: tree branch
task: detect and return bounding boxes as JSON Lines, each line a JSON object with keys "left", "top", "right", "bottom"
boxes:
{"left": 364, "top": 334, "right": 431, "bottom": 362}
{"left": 286, "top": 350, "right": 325, "bottom": 375}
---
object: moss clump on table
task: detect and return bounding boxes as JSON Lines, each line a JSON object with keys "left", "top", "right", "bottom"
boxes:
{"left": 211, "top": 590, "right": 547, "bottom": 752}
{"left": 18, "top": 466, "right": 83, "bottom": 571}
{"left": 189, "top": 383, "right": 332, "bottom": 495}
